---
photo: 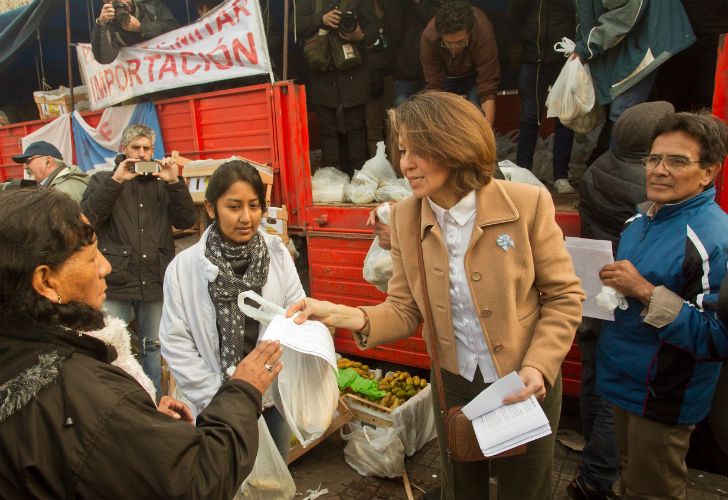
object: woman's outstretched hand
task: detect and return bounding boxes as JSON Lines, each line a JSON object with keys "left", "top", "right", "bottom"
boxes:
{"left": 231, "top": 340, "right": 283, "bottom": 395}
{"left": 286, "top": 298, "right": 367, "bottom": 331}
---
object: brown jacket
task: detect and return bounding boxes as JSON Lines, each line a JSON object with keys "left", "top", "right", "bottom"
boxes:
{"left": 360, "top": 180, "right": 584, "bottom": 386}
{"left": 420, "top": 6, "right": 500, "bottom": 104}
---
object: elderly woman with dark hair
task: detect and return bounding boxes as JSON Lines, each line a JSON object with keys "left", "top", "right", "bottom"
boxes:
{"left": 0, "top": 188, "right": 283, "bottom": 499}
{"left": 288, "top": 91, "right": 584, "bottom": 500}
{"left": 597, "top": 111, "right": 728, "bottom": 499}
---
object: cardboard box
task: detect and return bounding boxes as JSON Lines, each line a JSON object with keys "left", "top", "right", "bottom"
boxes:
{"left": 182, "top": 157, "right": 273, "bottom": 204}
{"left": 288, "top": 397, "right": 353, "bottom": 464}
{"left": 33, "top": 86, "right": 89, "bottom": 119}
{"left": 261, "top": 205, "right": 289, "bottom": 243}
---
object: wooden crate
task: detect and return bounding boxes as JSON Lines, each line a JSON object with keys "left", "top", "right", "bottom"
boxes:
{"left": 182, "top": 157, "right": 273, "bottom": 204}
{"left": 341, "top": 393, "right": 394, "bottom": 428}
{"left": 288, "top": 397, "right": 353, "bottom": 464}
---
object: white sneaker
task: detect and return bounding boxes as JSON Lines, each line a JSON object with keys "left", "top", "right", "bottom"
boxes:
{"left": 554, "top": 178, "right": 575, "bottom": 194}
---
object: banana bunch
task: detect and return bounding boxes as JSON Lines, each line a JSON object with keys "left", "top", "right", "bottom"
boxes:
{"left": 376, "top": 371, "right": 428, "bottom": 410}
{"left": 337, "top": 357, "right": 374, "bottom": 379}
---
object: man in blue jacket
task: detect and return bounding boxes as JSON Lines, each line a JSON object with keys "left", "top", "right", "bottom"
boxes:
{"left": 597, "top": 111, "right": 728, "bottom": 499}
{"left": 573, "top": 0, "right": 694, "bottom": 126}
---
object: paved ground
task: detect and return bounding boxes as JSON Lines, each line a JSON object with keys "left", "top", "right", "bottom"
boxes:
{"left": 290, "top": 426, "right": 728, "bottom": 500}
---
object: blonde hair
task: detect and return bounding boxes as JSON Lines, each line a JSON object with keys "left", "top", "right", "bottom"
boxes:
{"left": 388, "top": 91, "right": 496, "bottom": 200}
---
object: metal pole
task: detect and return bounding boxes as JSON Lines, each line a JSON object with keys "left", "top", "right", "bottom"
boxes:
{"left": 283, "top": 0, "right": 289, "bottom": 81}
{"left": 65, "top": 0, "right": 74, "bottom": 111}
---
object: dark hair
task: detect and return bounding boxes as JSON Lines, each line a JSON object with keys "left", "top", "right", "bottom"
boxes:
{"left": 195, "top": 0, "right": 224, "bottom": 13}
{"left": 435, "top": 1, "right": 475, "bottom": 35}
{"left": 0, "top": 189, "right": 104, "bottom": 330}
{"left": 652, "top": 111, "right": 728, "bottom": 167}
{"left": 205, "top": 160, "right": 268, "bottom": 213}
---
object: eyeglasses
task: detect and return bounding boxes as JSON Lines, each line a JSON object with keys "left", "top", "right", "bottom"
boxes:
{"left": 24, "top": 155, "right": 44, "bottom": 166}
{"left": 440, "top": 39, "right": 469, "bottom": 49}
{"left": 641, "top": 154, "right": 704, "bottom": 172}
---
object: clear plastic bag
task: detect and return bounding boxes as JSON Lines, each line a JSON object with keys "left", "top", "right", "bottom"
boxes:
{"left": 341, "top": 421, "right": 406, "bottom": 478}
{"left": 361, "top": 141, "right": 397, "bottom": 187}
{"left": 374, "top": 178, "right": 412, "bottom": 202}
{"left": 498, "top": 160, "right": 546, "bottom": 187}
{"left": 363, "top": 203, "right": 392, "bottom": 292}
{"left": 391, "top": 385, "right": 438, "bottom": 456}
{"left": 239, "top": 416, "right": 296, "bottom": 500}
{"left": 545, "top": 38, "right": 602, "bottom": 133}
{"left": 311, "top": 167, "right": 350, "bottom": 203}
{"left": 345, "top": 169, "right": 378, "bottom": 204}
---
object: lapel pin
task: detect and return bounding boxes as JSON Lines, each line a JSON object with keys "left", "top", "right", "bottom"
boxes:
{"left": 496, "top": 233, "right": 515, "bottom": 252}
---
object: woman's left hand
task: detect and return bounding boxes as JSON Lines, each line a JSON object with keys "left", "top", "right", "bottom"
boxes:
{"left": 502, "top": 366, "right": 546, "bottom": 404}
{"left": 158, "top": 396, "right": 194, "bottom": 425}
{"left": 599, "top": 260, "right": 654, "bottom": 305}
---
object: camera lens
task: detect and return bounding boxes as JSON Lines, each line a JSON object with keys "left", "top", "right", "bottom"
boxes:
{"left": 338, "top": 12, "right": 357, "bottom": 34}
{"left": 112, "top": 0, "right": 131, "bottom": 25}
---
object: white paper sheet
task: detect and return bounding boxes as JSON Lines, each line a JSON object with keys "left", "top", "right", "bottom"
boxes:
{"left": 461, "top": 371, "right": 524, "bottom": 420}
{"left": 565, "top": 237, "right": 615, "bottom": 321}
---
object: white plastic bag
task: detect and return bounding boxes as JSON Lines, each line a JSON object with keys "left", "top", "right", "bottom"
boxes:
{"left": 239, "top": 291, "right": 339, "bottom": 447}
{"left": 374, "top": 178, "right": 412, "bottom": 202}
{"left": 345, "top": 169, "right": 378, "bottom": 204}
{"left": 361, "top": 141, "right": 397, "bottom": 187}
{"left": 391, "top": 385, "right": 437, "bottom": 456}
{"left": 498, "top": 160, "right": 546, "bottom": 187}
{"left": 341, "top": 422, "right": 405, "bottom": 478}
{"left": 363, "top": 203, "right": 392, "bottom": 292}
{"left": 311, "top": 167, "right": 350, "bottom": 202}
{"left": 545, "top": 38, "right": 602, "bottom": 133}
{"left": 239, "top": 416, "right": 296, "bottom": 500}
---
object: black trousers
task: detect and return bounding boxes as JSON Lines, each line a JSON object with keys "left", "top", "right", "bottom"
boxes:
{"left": 315, "top": 104, "right": 367, "bottom": 176}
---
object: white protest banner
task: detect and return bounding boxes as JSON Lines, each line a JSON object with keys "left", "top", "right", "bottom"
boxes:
{"left": 76, "top": 0, "right": 271, "bottom": 110}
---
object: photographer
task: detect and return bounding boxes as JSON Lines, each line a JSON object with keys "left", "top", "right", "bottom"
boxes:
{"left": 81, "top": 124, "right": 196, "bottom": 399}
{"left": 92, "top": 0, "right": 179, "bottom": 64}
{"left": 296, "top": 0, "right": 378, "bottom": 175}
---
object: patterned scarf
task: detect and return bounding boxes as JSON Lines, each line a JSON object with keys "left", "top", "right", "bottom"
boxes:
{"left": 205, "top": 222, "right": 270, "bottom": 376}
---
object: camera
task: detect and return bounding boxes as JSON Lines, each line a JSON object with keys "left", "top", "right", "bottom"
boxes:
{"left": 338, "top": 10, "right": 358, "bottom": 34}
{"left": 133, "top": 161, "right": 160, "bottom": 175}
{"left": 112, "top": 0, "right": 132, "bottom": 26}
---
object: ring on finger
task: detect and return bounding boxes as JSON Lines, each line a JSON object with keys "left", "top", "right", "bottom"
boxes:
{"left": 264, "top": 362, "right": 273, "bottom": 372}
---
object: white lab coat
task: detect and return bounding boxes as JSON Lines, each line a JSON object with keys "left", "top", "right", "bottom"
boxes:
{"left": 159, "top": 227, "right": 305, "bottom": 416}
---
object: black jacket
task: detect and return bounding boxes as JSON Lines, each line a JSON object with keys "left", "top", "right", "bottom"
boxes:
{"left": 0, "top": 318, "right": 262, "bottom": 499}
{"left": 295, "top": 0, "right": 379, "bottom": 108}
{"left": 81, "top": 172, "right": 196, "bottom": 302}
{"left": 387, "top": 0, "right": 439, "bottom": 82}
{"left": 512, "top": 0, "right": 575, "bottom": 65}
{"left": 91, "top": 0, "right": 179, "bottom": 64}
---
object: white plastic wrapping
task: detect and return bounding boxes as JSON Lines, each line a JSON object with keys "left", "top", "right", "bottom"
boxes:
{"left": 311, "top": 167, "right": 350, "bottom": 203}
{"left": 239, "top": 416, "right": 296, "bottom": 500}
{"left": 341, "top": 422, "right": 406, "bottom": 478}
{"left": 363, "top": 203, "right": 392, "bottom": 292}
{"left": 374, "top": 178, "right": 412, "bottom": 202}
{"left": 361, "top": 141, "right": 397, "bottom": 186}
{"left": 390, "top": 385, "right": 437, "bottom": 456}
{"left": 345, "top": 169, "right": 378, "bottom": 204}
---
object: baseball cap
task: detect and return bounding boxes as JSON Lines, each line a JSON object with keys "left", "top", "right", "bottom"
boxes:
{"left": 12, "top": 141, "right": 63, "bottom": 163}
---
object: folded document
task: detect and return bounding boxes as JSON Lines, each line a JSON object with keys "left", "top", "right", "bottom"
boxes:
{"left": 461, "top": 371, "right": 551, "bottom": 457}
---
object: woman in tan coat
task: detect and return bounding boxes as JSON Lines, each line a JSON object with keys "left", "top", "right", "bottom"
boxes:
{"left": 288, "top": 91, "right": 584, "bottom": 500}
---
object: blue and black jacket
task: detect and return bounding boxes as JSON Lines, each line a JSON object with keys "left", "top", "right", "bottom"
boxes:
{"left": 596, "top": 188, "right": 728, "bottom": 425}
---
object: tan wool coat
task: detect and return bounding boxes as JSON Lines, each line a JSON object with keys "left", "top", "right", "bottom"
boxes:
{"left": 359, "top": 179, "right": 585, "bottom": 386}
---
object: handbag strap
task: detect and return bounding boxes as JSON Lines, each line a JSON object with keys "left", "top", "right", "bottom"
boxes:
{"left": 415, "top": 204, "right": 448, "bottom": 417}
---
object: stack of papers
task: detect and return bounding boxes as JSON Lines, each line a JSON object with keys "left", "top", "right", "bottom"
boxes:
{"left": 564, "top": 237, "right": 615, "bottom": 321}
{"left": 461, "top": 372, "right": 551, "bottom": 457}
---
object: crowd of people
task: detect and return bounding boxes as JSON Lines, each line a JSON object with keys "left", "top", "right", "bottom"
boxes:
{"left": 0, "top": 0, "right": 727, "bottom": 499}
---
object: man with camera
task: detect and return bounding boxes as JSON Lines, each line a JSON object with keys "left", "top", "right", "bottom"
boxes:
{"left": 81, "top": 124, "right": 196, "bottom": 399}
{"left": 92, "top": 0, "right": 179, "bottom": 64}
{"left": 296, "top": 0, "right": 378, "bottom": 175}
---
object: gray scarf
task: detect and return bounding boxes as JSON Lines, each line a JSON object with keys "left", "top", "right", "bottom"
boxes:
{"left": 205, "top": 223, "right": 270, "bottom": 376}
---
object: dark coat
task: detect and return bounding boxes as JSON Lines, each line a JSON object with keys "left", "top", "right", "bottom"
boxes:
{"left": 387, "top": 0, "right": 439, "bottom": 82}
{"left": 295, "top": 0, "right": 379, "bottom": 108}
{"left": 0, "top": 318, "right": 262, "bottom": 499}
{"left": 81, "top": 173, "right": 196, "bottom": 302}
{"left": 91, "top": 0, "right": 179, "bottom": 64}
{"left": 512, "top": 0, "right": 575, "bottom": 65}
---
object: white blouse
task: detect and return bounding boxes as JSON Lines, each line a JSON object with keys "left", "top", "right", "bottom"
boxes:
{"left": 428, "top": 191, "right": 498, "bottom": 383}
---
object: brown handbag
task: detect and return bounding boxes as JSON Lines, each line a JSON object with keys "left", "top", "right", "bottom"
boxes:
{"left": 415, "top": 211, "right": 526, "bottom": 462}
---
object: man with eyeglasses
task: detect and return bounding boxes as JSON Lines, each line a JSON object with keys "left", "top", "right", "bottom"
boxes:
{"left": 11, "top": 141, "right": 89, "bottom": 203}
{"left": 420, "top": 0, "right": 499, "bottom": 125}
{"left": 595, "top": 111, "right": 728, "bottom": 499}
